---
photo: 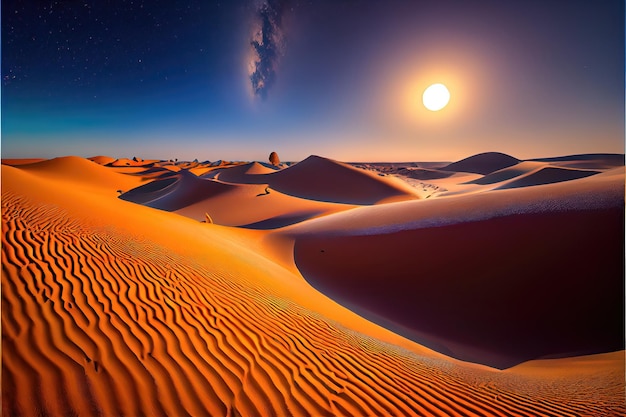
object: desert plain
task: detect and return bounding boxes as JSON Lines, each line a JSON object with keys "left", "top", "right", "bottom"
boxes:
{"left": 2, "top": 151, "right": 624, "bottom": 416}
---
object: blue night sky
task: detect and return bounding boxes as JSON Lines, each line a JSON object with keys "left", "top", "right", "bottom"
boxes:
{"left": 2, "top": 0, "right": 624, "bottom": 162}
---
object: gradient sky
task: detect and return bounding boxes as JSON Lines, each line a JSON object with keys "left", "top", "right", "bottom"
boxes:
{"left": 2, "top": 0, "right": 624, "bottom": 162}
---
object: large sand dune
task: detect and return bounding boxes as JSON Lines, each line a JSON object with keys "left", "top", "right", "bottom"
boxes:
{"left": 283, "top": 162, "right": 624, "bottom": 368}
{"left": 234, "top": 155, "right": 422, "bottom": 205}
{"left": 443, "top": 152, "right": 520, "bottom": 175}
{"left": 2, "top": 153, "right": 624, "bottom": 416}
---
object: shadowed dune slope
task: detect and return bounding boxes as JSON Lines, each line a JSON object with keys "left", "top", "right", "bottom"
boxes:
{"left": 467, "top": 162, "right": 600, "bottom": 187}
{"left": 288, "top": 172, "right": 625, "bottom": 369}
{"left": 120, "top": 170, "right": 236, "bottom": 211}
{"left": 265, "top": 155, "right": 420, "bottom": 204}
{"left": 497, "top": 166, "right": 600, "bottom": 189}
{"left": 443, "top": 152, "right": 520, "bottom": 175}
{"left": 3, "top": 162, "right": 625, "bottom": 416}
{"left": 529, "top": 153, "right": 625, "bottom": 169}
{"left": 395, "top": 167, "right": 456, "bottom": 180}
{"left": 466, "top": 161, "right": 545, "bottom": 185}
{"left": 118, "top": 163, "right": 354, "bottom": 228}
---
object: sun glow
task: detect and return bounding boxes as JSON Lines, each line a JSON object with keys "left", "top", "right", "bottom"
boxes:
{"left": 422, "top": 83, "right": 450, "bottom": 111}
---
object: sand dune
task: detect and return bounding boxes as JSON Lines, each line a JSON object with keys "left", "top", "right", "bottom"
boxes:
{"left": 88, "top": 155, "right": 117, "bottom": 165}
{"left": 108, "top": 157, "right": 158, "bottom": 167}
{"left": 173, "top": 184, "right": 353, "bottom": 229}
{"left": 120, "top": 170, "right": 236, "bottom": 211}
{"left": 208, "top": 161, "right": 279, "bottom": 183}
{"left": 443, "top": 152, "right": 520, "bottom": 175}
{"left": 466, "top": 161, "right": 600, "bottom": 189}
{"left": 530, "top": 153, "right": 625, "bottom": 169}
{"left": 2, "top": 154, "right": 624, "bottom": 416}
{"left": 283, "top": 166, "right": 625, "bottom": 369}
{"left": 497, "top": 166, "right": 600, "bottom": 189}
{"left": 118, "top": 164, "right": 353, "bottom": 228}
{"left": 466, "top": 161, "right": 545, "bottom": 185}
{"left": 265, "top": 155, "right": 420, "bottom": 204}
{"left": 15, "top": 155, "right": 144, "bottom": 193}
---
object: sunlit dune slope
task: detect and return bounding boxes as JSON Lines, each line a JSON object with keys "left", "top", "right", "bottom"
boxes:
{"left": 13, "top": 155, "right": 144, "bottom": 193}
{"left": 285, "top": 169, "right": 625, "bottom": 369}
{"left": 108, "top": 157, "right": 159, "bottom": 167}
{"left": 2, "top": 158, "right": 624, "bottom": 416}
{"left": 173, "top": 185, "right": 353, "bottom": 229}
{"left": 88, "top": 155, "right": 117, "bottom": 165}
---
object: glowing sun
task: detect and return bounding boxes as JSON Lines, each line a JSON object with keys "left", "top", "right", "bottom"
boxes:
{"left": 422, "top": 83, "right": 450, "bottom": 111}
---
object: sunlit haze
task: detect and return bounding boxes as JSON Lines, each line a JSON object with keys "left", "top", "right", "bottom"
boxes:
{"left": 2, "top": 1, "right": 624, "bottom": 162}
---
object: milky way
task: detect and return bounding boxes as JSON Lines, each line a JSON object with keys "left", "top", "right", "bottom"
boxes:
{"left": 248, "top": 0, "right": 289, "bottom": 99}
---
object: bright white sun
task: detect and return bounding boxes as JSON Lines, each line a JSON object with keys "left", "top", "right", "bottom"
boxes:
{"left": 422, "top": 83, "right": 450, "bottom": 111}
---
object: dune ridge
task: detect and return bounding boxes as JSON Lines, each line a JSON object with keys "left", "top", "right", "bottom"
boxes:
{"left": 2, "top": 154, "right": 625, "bottom": 416}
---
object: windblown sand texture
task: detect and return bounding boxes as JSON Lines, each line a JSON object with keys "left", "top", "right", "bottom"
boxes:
{"left": 2, "top": 153, "right": 625, "bottom": 416}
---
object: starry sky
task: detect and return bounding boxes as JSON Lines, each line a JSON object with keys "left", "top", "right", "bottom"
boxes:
{"left": 2, "top": 0, "right": 624, "bottom": 162}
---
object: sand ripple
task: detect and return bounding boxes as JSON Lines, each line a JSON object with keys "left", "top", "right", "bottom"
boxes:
{"left": 2, "top": 191, "right": 624, "bottom": 416}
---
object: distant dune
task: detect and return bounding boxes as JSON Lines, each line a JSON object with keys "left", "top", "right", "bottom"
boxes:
{"left": 395, "top": 167, "right": 456, "bottom": 180}
{"left": 466, "top": 161, "right": 601, "bottom": 188}
{"left": 120, "top": 170, "right": 236, "bottom": 211}
{"left": 1, "top": 158, "right": 47, "bottom": 165}
{"left": 497, "top": 166, "right": 600, "bottom": 189}
{"left": 530, "top": 153, "right": 625, "bottom": 169}
{"left": 208, "top": 161, "right": 279, "bottom": 183}
{"left": 108, "top": 157, "right": 158, "bottom": 167}
{"left": 88, "top": 155, "right": 117, "bottom": 165}
{"left": 16, "top": 155, "right": 144, "bottom": 192}
{"left": 2, "top": 152, "right": 624, "bottom": 416}
{"left": 443, "top": 152, "right": 520, "bottom": 175}
{"left": 265, "top": 155, "right": 420, "bottom": 204}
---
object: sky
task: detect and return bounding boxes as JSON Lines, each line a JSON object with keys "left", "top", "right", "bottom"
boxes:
{"left": 2, "top": 0, "right": 624, "bottom": 162}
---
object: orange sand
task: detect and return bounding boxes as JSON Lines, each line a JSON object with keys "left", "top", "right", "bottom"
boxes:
{"left": 2, "top": 153, "right": 624, "bottom": 416}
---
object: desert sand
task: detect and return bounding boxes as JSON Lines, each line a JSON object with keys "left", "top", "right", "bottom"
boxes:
{"left": 2, "top": 152, "right": 624, "bottom": 416}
